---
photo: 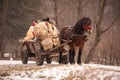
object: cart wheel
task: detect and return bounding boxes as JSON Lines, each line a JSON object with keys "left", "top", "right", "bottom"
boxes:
{"left": 21, "top": 49, "right": 28, "bottom": 64}
{"left": 35, "top": 50, "right": 44, "bottom": 66}
{"left": 59, "top": 55, "right": 68, "bottom": 64}
{"left": 46, "top": 55, "right": 52, "bottom": 64}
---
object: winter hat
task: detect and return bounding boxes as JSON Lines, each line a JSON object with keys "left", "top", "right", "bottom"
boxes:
{"left": 42, "top": 17, "right": 50, "bottom": 22}
{"left": 32, "top": 21, "right": 37, "bottom": 26}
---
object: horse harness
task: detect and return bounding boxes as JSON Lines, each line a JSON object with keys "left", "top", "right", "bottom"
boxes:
{"left": 66, "top": 26, "right": 88, "bottom": 42}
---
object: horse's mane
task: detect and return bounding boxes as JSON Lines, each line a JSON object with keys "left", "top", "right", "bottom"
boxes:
{"left": 72, "top": 17, "right": 91, "bottom": 34}
{"left": 72, "top": 19, "right": 83, "bottom": 34}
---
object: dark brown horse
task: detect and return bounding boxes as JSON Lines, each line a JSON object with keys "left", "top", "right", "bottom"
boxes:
{"left": 59, "top": 17, "right": 92, "bottom": 64}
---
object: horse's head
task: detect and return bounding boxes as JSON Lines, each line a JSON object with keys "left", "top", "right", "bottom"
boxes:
{"left": 82, "top": 17, "right": 92, "bottom": 34}
{"left": 73, "top": 17, "right": 92, "bottom": 34}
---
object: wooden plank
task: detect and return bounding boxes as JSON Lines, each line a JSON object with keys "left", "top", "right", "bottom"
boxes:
{"left": 50, "top": 52, "right": 68, "bottom": 58}
{"left": 45, "top": 40, "right": 71, "bottom": 53}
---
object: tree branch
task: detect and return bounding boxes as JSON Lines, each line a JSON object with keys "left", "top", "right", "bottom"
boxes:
{"left": 85, "top": 0, "right": 107, "bottom": 63}
{"left": 101, "top": 16, "right": 120, "bottom": 34}
{"left": 20, "top": 1, "right": 42, "bottom": 13}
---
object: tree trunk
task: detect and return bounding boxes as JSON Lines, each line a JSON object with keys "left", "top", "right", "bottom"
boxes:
{"left": 78, "top": 0, "right": 82, "bottom": 20}
{"left": 54, "top": 0, "right": 58, "bottom": 28}
{"left": 85, "top": 0, "right": 107, "bottom": 63}
{"left": 1, "top": 37, "right": 5, "bottom": 58}
{"left": 0, "top": 0, "right": 9, "bottom": 57}
{"left": 85, "top": 35, "right": 100, "bottom": 63}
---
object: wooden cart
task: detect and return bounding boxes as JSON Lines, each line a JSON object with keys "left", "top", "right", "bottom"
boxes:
{"left": 20, "top": 40, "right": 70, "bottom": 66}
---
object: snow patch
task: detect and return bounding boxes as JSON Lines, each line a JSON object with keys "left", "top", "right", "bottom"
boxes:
{"left": 0, "top": 60, "right": 120, "bottom": 80}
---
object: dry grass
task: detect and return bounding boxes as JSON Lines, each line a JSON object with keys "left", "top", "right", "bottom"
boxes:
{"left": 0, "top": 64, "right": 64, "bottom": 77}
{"left": 0, "top": 65, "right": 40, "bottom": 77}
{"left": 0, "top": 71, "right": 10, "bottom": 77}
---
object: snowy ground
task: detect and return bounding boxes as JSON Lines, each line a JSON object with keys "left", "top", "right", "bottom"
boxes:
{"left": 0, "top": 60, "right": 120, "bottom": 80}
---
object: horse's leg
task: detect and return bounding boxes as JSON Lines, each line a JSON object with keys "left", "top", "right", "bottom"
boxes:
{"left": 74, "top": 47, "right": 79, "bottom": 65}
{"left": 59, "top": 51, "right": 63, "bottom": 64}
{"left": 66, "top": 49, "right": 69, "bottom": 64}
{"left": 77, "top": 48, "right": 82, "bottom": 64}
{"left": 69, "top": 49, "right": 75, "bottom": 64}
{"left": 63, "top": 45, "right": 70, "bottom": 64}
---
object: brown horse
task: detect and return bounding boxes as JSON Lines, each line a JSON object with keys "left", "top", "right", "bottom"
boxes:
{"left": 59, "top": 17, "right": 92, "bottom": 64}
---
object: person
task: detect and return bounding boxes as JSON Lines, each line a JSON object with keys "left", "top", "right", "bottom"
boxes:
{"left": 23, "top": 21, "right": 37, "bottom": 42}
{"left": 50, "top": 21, "right": 60, "bottom": 46}
{"left": 42, "top": 17, "right": 50, "bottom": 22}
{"left": 32, "top": 18, "right": 53, "bottom": 50}
{"left": 42, "top": 17, "right": 60, "bottom": 46}
{"left": 33, "top": 17, "right": 60, "bottom": 50}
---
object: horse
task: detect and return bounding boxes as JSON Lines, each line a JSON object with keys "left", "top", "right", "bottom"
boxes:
{"left": 59, "top": 17, "right": 92, "bottom": 64}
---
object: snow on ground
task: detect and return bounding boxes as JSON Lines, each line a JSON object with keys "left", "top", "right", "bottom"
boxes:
{"left": 0, "top": 60, "right": 36, "bottom": 69}
{"left": 0, "top": 60, "right": 35, "bottom": 65}
{"left": 0, "top": 60, "right": 120, "bottom": 80}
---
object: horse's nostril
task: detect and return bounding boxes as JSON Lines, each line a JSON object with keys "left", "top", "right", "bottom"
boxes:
{"left": 89, "top": 30, "right": 92, "bottom": 34}
{"left": 87, "top": 30, "right": 92, "bottom": 34}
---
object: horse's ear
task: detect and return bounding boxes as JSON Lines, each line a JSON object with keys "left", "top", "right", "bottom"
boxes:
{"left": 82, "top": 16, "right": 85, "bottom": 18}
{"left": 82, "top": 16, "right": 89, "bottom": 19}
{"left": 82, "top": 17, "right": 86, "bottom": 25}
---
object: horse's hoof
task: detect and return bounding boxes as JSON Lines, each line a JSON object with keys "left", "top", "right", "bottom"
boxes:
{"left": 75, "top": 63, "right": 78, "bottom": 66}
{"left": 67, "top": 63, "right": 70, "bottom": 65}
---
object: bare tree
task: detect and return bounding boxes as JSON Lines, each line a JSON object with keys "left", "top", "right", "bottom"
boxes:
{"left": 77, "top": 0, "right": 83, "bottom": 20}
{"left": 54, "top": 0, "right": 58, "bottom": 28}
{"left": 20, "top": 0, "right": 41, "bottom": 13}
{"left": 85, "top": 0, "right": 119, "bottom": 63}
{"left": 0, "top": 0, "right": 9, "bottom": 57}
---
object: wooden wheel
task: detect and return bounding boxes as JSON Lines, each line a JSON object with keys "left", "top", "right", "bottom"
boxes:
{"left": 21, "top": 46, "right": 28, "bottom": 64}
{"left": 46, "top": 55, "right": 52, "bottom": 64}
{"left": 35, "top": 49, "right": 44, "bottom": 66}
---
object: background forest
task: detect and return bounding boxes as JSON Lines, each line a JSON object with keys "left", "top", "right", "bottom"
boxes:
{"left": 0, "top": 0, "right": 120, "bottom": 65}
